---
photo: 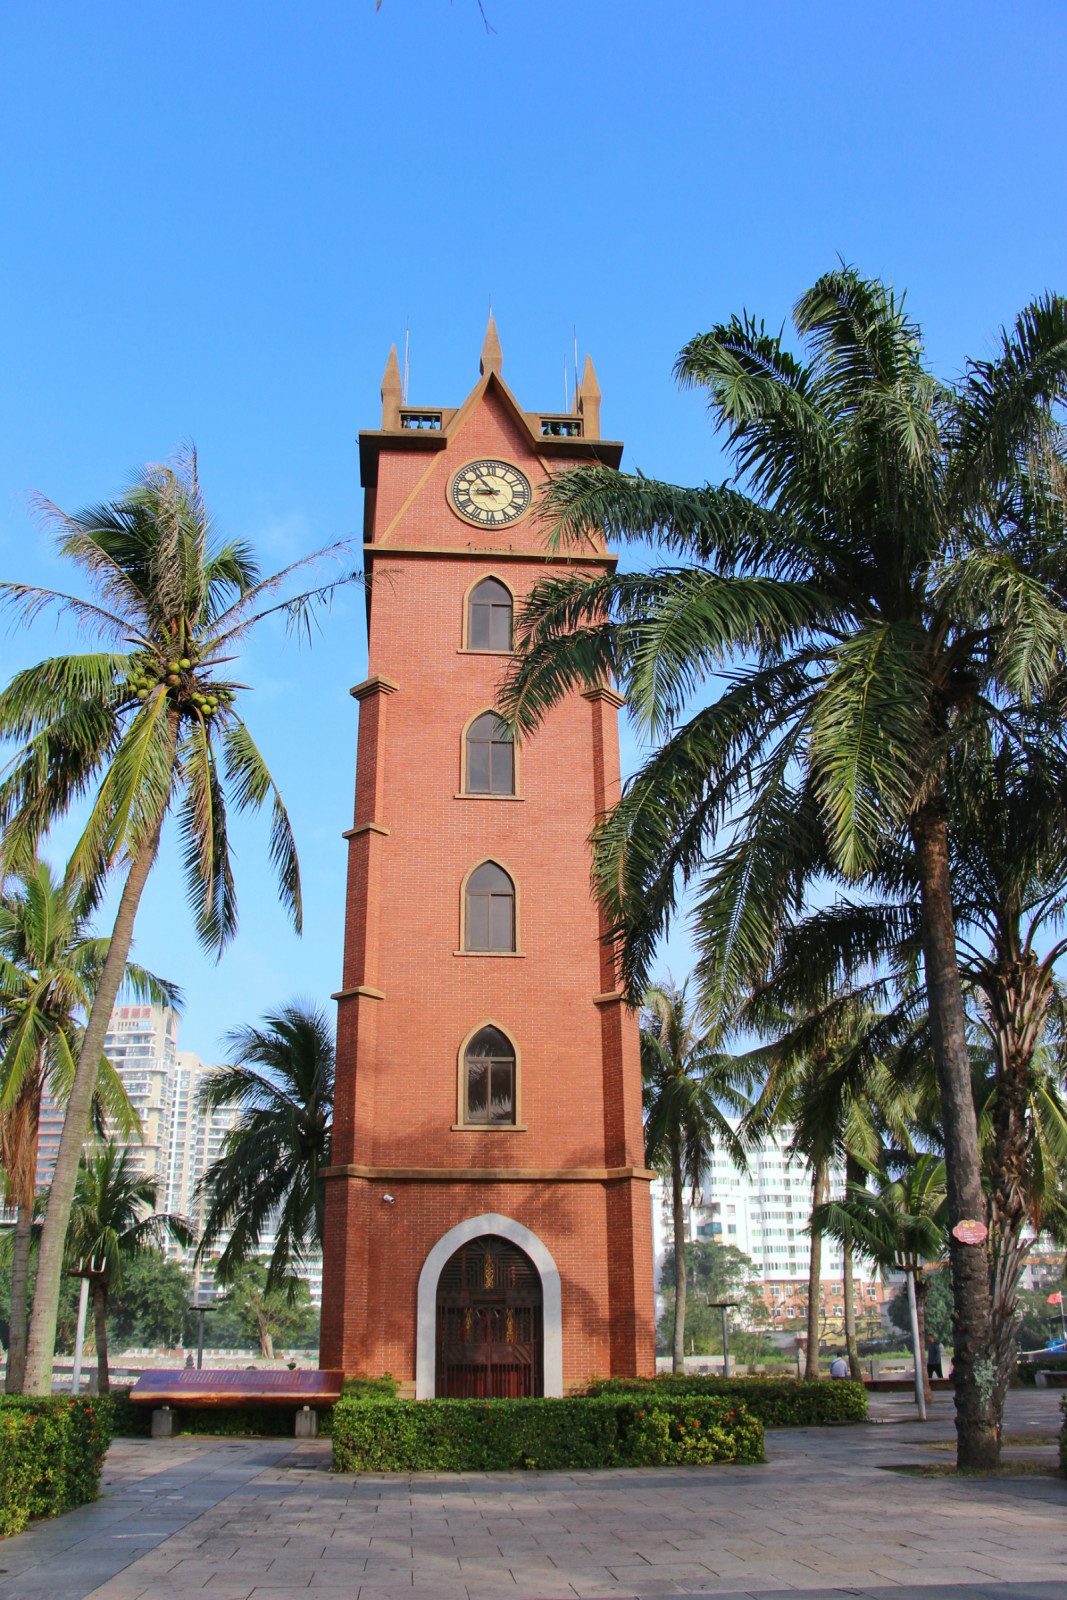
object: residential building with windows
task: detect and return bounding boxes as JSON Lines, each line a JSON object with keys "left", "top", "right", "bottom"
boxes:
{"left": 35, "top": 1090, "right": 65, "bottom": 1188}
{"left": 103, "top": 1004, "right": 180, "bottom": 1185}
{"left": 650, "top": 1122, "right": 886, "bottom": 1333}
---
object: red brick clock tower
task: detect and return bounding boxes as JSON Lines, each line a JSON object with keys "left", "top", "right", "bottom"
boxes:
{"left": 319, "top": 319, "right": 656, "bottom": 1396}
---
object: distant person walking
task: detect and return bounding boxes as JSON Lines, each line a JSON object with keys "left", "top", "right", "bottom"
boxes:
{"left": 927, "top": 1340, "right": 944, "bottom": 1382}
{"left": 829, "top": 1352, "right": 849, "bottom": 1379}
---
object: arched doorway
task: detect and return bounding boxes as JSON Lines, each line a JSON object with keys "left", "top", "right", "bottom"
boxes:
{"left": 435, "top": 1234, "right": 543, "bottom": 1398}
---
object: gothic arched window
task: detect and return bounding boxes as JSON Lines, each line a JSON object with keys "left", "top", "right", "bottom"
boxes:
{"left": 467, "top": 577, "right": 513, "bottom": 651}
{"left": 466, "top": 713, "right": 514, "bottom": 795}
{"left": 465, "top": 861, "right": 515, "bottom": 952}
{"left": 464, "top": 1026, "right": 516, "bottom": 1125}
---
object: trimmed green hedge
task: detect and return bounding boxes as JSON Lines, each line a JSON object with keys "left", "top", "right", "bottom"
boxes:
{"left": 0, "top": 1396, "right": 113, "bottom": 1537}
{"left": 585, "top": 1375, "right": 868, "bottom": 1426}
{"left": 332, "top": 1394, "right": 764, "bottom": 1473}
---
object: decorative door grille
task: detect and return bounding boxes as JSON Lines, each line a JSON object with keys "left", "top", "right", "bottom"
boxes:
{"left": 435, "top": 1235, "right": 543, "bottom": 1398}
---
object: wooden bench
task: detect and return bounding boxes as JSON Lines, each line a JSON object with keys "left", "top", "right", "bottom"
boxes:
{"left": 129, "top": 1369, "right": 345, "bottom": 1437}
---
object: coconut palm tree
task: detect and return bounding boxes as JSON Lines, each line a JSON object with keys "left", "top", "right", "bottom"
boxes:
{"left": 641, "top": 980, "right": 749, "bottom": 1373}
{"left": 816, "top": 1154, "right": 948, "bottom": 1421}
{"left": 759, "top": 729, "right": 1067, "bottom": 1431}
{"left": 0, "top": 857, "right": 173, "bottom": 1390}
{"left": 501, "top": 271, "right": 1067, "bottom": 1467}
{"left": 738, "top": 996, "right": 916, "bottom": 1379}
{"left": 66, "top": 1140, "right": 193, "bottom": 1393}
{"left": 195, "top": 1001, "right": 334, "bottom": 1295}
{"left": 0, "top": 449, "right": 356, "bottom": 1393}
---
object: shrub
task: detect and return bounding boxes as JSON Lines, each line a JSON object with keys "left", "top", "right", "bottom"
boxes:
{"left": 0, "top": 1396, "right": 113, "bottom": 1536}
{"left": 331, "top": 1394, "right": 764, "bottom": 1473}
{"left": 110, "top": 1388, "right": 152, "bottom": 1437}
{"left": 584, "top": 1375, "right": 867, "bottom": 1426}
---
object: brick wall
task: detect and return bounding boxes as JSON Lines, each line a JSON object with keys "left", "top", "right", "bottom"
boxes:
{"left": 319, "top": 371, "right": 655, "bottom": 1386}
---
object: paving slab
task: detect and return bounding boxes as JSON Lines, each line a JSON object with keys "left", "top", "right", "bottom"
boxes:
{"left": 0, "top": 1392, "right": 1065, "bottom": 1599}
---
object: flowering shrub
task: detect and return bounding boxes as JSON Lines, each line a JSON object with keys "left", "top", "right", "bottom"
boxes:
{"left": 0, "top": 1395, "right": 113, "bottom": 1536}
{"left": 331, "top": 1394, "right": 763, "bottom": 1473}
{"left": 615, "top": 1399, "right": 765, "bottom": 1466}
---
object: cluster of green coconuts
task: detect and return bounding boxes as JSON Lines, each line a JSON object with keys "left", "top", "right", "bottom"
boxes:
{"left": 124, "top": 653, "right": 235, "bottom": 719}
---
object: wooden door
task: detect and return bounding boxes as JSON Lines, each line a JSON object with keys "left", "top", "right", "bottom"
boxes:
{"left": 435, "top": 1235, "right": 543, "bottom": 1398}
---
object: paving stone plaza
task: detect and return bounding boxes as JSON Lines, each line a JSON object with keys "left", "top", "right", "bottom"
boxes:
{"left": 0, "top": 1392, "right": 1063, "bottom": 1600}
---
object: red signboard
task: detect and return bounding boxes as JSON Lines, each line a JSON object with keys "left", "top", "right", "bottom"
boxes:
{"left": 951, "top": 1219, "right": 988, "bottom": 1246}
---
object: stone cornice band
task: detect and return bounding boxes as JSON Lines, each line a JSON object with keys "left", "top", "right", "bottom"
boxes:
{"left": 581, "top": 685, "right": 627, "bottom": 709}
{"left": 322, "top": 1163, "right": 655, "bottom": 1183}
{"left": 349, "top": 674, "right": 400, "bottom": 700}
{"left": 364, "top": 544, "right": 616, "bottom": 568}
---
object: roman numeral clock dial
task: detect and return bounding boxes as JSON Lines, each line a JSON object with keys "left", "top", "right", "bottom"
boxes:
{"left": 449, "top": 459, "right": 533, "bottom": 527}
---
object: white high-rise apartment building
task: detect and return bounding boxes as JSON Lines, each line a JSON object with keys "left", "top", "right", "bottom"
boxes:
{"left": 650, "top": 1121, "right": 878, "bottom": 1290}
{"left": 103, "top": 1003, "right": 323, "bottom": 1305}
{"left": 103, "top": 1004, "right": 180, "bottom": 1185}
{"left": 164, "top": 1051, "right": 241, "bottom": 1240}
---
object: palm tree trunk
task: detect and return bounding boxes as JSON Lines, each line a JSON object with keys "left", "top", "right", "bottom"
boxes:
{"left": 24, "top": 819, "right": 163, "bottom": 1395}
{"left": 671, "top": 1135, "right": 687, "bottom": 1376}
{"left": 4, "top": 1055, "right": 44, "bottom": 1394}
{"left": 91, "top": 1279, "right": 110, "bottom": 1395}
{"left": 805, "top": 1157, "right": 828, "bottom": 1380}
{"left": 842, "top": 1152, "right": 863, "bottom": 1379}
{"left": 5, "top": 1198, "right": 34, "bottom": 1394}
{"left": 987, "top": 1030, "right": 1033, "bottom": 1436}
{"left": 842, "top": 1243, "right": 861, "bottom": 1381}
{"left": 911, "top": 801, "right": 996, "bottom": 1469}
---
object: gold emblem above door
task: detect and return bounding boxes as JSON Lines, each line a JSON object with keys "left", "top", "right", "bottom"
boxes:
{"left": 449, "top": 459, "right": 533, "bottom": 527}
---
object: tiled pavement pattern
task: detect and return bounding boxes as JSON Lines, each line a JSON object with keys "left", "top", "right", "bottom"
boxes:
{"left": 0, "top": 1391, "right": 1064, "bottom": 1600}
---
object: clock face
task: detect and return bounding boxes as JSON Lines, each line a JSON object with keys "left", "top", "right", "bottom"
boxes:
{"left": 449, "top": 458, "right": 533, "bottom": 527}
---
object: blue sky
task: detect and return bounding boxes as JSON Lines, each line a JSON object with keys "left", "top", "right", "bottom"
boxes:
{"left": 0, "top": 0, "right": 1062, "bottom": 1061}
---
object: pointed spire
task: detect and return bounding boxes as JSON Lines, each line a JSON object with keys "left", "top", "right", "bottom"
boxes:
{"left": 579, "top": 354, "right": 601, "bottom": 439}
{"left": 480, "top": 314, "right": 503, "bottom": 378}
{"left": 381, "top": 344, "right": 403, "bottom": 429}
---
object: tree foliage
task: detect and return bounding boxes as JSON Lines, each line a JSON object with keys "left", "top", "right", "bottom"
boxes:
{"left": 106, "top": 1252, "right": 195, "bottom": 1351}
{"left": 196, "top": 1001, "right": 334, "bottom": 1294}
{"left": 0, "top": 448, "right": 356, "bottom": 1393}
{"left": 503, "top": 268, "right": 1067, "bottom": 1467}
{"left": 220, "top": 1261, "right": 318, "bottom": 1358}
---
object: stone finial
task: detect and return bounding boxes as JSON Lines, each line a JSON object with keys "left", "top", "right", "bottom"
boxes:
{"left": 480, "top": 314, "right": 503, "bottom": 377}
{"left": 381, "top": 344, "right": 403, "bottom": 430}
{"left": 579, "top": 354, "right": 601, "bottom": 439}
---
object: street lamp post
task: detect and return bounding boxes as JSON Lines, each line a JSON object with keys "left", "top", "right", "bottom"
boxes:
{"left": 706, "top": 1299, "right": 739, "bottom": 1379}
{"left": 188, "top": 1289, "right": 217, "bottom": 1370}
